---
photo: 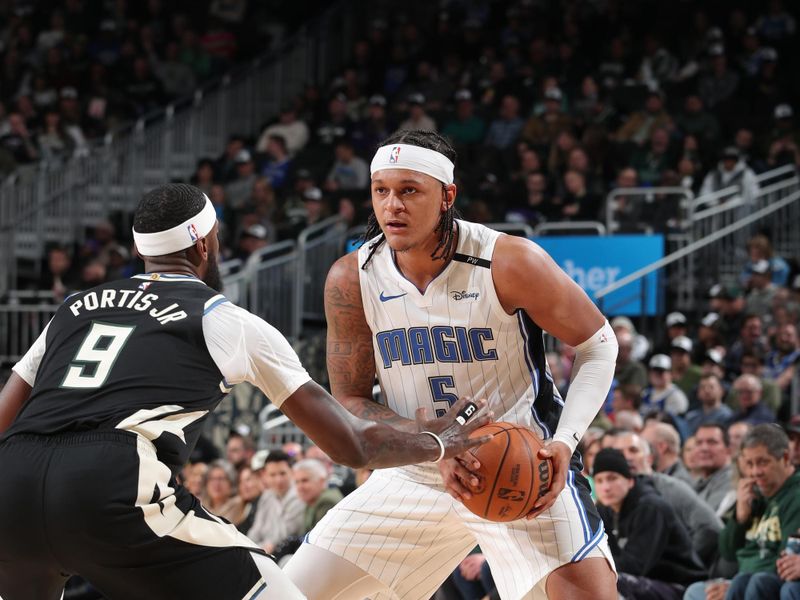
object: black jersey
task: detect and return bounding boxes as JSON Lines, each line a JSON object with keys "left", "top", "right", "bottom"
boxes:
{"left": 4, "top": 274, "right": 228, "bottom": 472}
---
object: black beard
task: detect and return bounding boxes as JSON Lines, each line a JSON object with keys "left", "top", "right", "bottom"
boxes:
{"left": 203, "top": 252, "right": 223, "bottom": 292}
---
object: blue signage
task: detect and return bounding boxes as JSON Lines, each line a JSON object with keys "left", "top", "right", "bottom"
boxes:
{"left": 534, "top": 234, "right": 663, "bottom": 316}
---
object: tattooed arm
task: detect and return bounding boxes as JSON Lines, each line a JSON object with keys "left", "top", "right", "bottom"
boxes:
{"left": 324, "top": 252, "right": 417, "bottom": 432}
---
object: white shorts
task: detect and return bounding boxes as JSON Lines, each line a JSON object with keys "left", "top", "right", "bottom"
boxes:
{"left": 303, "top": 465, "right": 615, "bottom": 600}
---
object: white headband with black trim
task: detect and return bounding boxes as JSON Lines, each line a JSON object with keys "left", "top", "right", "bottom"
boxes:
{"left": 370, "top": 144, "right": 455, "bottom": 184}
{"left": 133, "top": 195, "right": 216, "bottom": 256}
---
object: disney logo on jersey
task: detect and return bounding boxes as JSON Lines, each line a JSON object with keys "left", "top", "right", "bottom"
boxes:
{"left": 450, "top": 289, "right": 480, "bottom": 301}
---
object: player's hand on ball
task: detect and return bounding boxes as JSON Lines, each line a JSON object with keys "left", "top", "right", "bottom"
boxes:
{"left": 437, "top": 453, "right": 483, "bottom": 501}
{"left": 525, "top": 440, "right": 571, "bottom": 519}
{"left": 415, "top": 396, "right": 493, "bottom": 461}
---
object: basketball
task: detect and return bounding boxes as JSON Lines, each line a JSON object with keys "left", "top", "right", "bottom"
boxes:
{"left": 461, "top": 422, "right": 552, "bottom": 522}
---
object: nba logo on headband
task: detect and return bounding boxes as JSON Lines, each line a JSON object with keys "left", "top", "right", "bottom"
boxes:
{"left": 389, "top": 146, "right": 401, "bottom": 164}
{"left": 187, "top": 223, "right": 199, "bottom": 243}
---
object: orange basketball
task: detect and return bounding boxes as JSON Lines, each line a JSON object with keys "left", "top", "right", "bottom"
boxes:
{"left": 461, "top": 422, "right": 552, "bottom": 522}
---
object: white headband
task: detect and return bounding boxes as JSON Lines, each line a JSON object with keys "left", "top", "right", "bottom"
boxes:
{"left": 133, "top": 195, "right": 217, "bottom": 256}
{"left": 370, "top": 144, "right": 455, "bottom": 184}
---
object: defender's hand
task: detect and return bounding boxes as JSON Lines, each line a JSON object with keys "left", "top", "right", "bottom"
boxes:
{"left": 525, "top": 440, "right": 570, "bottom": 520}
{"left": 416, "top": 397, "right": 493, "bottom": 461}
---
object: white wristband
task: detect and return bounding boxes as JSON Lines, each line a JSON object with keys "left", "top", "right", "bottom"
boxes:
{"left": 420, "top": 431, "right": 446, "bottom": 463}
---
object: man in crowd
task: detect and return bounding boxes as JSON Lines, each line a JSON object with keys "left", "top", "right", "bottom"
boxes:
{"left": 225, "top": 431, "right": 255, "bottom": 471}
{"left": 593, "top": 448, "right": 705, "bottom": 600}
{"left": 692, "top": 423, "right": 734, "bottom": 515}
{"left": 641, "top": 421, "right": 694, "bottom": 485}
{"left": 670, "top": 336, "right": 702, "bottom": 398}
{"left": 616, "top": 330, "right": 648, "bottom": 389}
{"left": 247, "top": 450, "right": 305, "bottom": 553}
{"left": 684, "top": 424, "right": 800, "bottom": 600}
{"left": 729, "top": 374, "right": 776, "bottom": 426}
{"left": 641, "top": 354, "right": 689, "bottom": 417}
{"left": 608, "top": 429, "right": 723, "bottom": 567}
{"left": 685, "top": 374, "right": 734, "bottom": 435}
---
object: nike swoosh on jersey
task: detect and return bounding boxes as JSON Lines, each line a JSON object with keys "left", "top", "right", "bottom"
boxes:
{"left": 379, "top": 291, "right": 408, "bottom": 302}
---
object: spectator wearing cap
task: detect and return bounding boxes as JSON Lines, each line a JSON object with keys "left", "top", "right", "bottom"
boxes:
{"left": 615, "top": 329, "right": 648, "bottom": 390}
{"left": 224, "top": 148, "right": 258, "bottom": 209}
{"left": 611, "top": 316, "right": 650, "bottom": 362}
{"left": 247, "top": 450, "right": 305, "bottom": 554}
{"left": 350, "top": 95, "right": 392, "bottom": 158}
{"left": 665, "top": 311, "right": 688, "bottom": 342}
{"left": 766, "top": 103, "right": 800, "bottom": 170}
{"left": 642, "top": 354, "right": 689, "bottom": 418}
{"left": 324, "top": 140, "right": 369, "bottom": 192}
{"left": 614, "top": 89, "right": 672, "bottom": 146}
{"left": 686, "top": 374, "right": 734, "bottom": 436}
{"left": 699, "top": 348, "right": 727, "bottom": 382}
{"left": 728, "top": 374, "right": 777, "bottom": 426}
{"left": 521, "top": 87, "right": 573, "bottom": 148}
{"left": 606, "top": 429, "right": 722, "bottom": 566}
{"left": 699, "top": 145, "right": 760, "bottom": 204}
{"left": 484, "top": 94, "right": 524, "bottom": 151}
{"left": 670, "top": 336, "right": 702, "bottom": 399}
{"left": 235, "top": 223, "right": 269, "bottom": 261}
{"left": 698, "top": 44, "right": 740, "bottom": 110}
{"left": 593, "top": 447, "right": 705, "bottom": 600}
{"left": 399, "top": 93, "right": 436, "bottom": 132}
{"left": 744, "top": 259, "right": 778, "bottom": 319}
{"left": 256, "top": 106, "right": 309, "bottom": 157}
{"left": 692, "top": 312, "right": 722, "bottom": 364}
{"left": 692, "top": 423, "right": 734, "bottom": 515}
{"left": 741, "top": 234, "right": 791, "bottom": 287}
{"left": 259, "top": 134, "right": 293, "bottom": 190}
{"left": 441, "top": 89, "right": 486, "bottom": 146}
{"left": 709, "top": 283, "right": 746, "bottom": 348}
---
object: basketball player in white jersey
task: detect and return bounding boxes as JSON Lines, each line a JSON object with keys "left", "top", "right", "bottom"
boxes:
{"left": 283, "top": 131, "right": 619, "bottom": 599}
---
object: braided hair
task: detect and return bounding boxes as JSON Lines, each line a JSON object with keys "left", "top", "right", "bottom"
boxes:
{"left": 361, "top": 130, "right": 460, "bottom": 270}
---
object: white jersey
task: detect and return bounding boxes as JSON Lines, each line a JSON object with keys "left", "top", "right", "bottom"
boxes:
{"left": 290, "top": 221, "right": 614, "bottom": 599}
{"left": 358, "top": 219, "right": 563, "bottom": 441}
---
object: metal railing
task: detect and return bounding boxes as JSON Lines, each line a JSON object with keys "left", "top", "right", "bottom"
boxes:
{"left": 247, "top": 240, "right": 301, "bottom": 341}
{"left": 533, "top": 221, "right": 607, "bottom": 237}
{"left": 0, "top": 302, "right": 58, "bottom": 365}
{"left": 0, "top": 3, "right": 354, "bottom": 295}
{"left": 297, "top": 216, "right": 348, "bottom": 325}
{"left": 596, "top": 176, "right": 800, "bottom": 318}
{"left": 605, "top": 187, "right": 693, "bottom": 234}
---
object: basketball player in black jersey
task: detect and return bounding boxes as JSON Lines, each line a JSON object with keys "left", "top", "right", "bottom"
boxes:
{"left": 0, "top": 183, "right": 490, "bottom": 600}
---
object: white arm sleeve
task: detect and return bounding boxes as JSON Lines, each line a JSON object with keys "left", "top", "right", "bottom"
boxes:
{"left": 12, "top": 321, "right": 51, "bottom": 386}
{"left": 553, "top": 320, "right": 618, "bottom": 454}
{"left": 202, "top": 301, "right": 311, "bottom": 408}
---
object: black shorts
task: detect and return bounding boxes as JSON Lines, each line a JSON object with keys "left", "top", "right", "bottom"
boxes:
{"left": 0, "top": 431, "right": 263, "bottom": 600}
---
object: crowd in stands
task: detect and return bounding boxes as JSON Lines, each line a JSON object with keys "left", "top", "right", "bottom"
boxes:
{"left": 8, "top": 1, "right": 800, "bottom": 598}
{"left": 18, "top": 0, "right": 800, "bottom": 294}
{"left": 0, "top": 0, "right": 319, "bottom": 175}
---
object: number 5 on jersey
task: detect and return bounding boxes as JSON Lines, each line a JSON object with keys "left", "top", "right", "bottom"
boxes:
{"left": 429, "top": 375, "right": 458, "bottom": 417}
{"left": 61, "top": 322, "right": 135, "bottom": 389}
